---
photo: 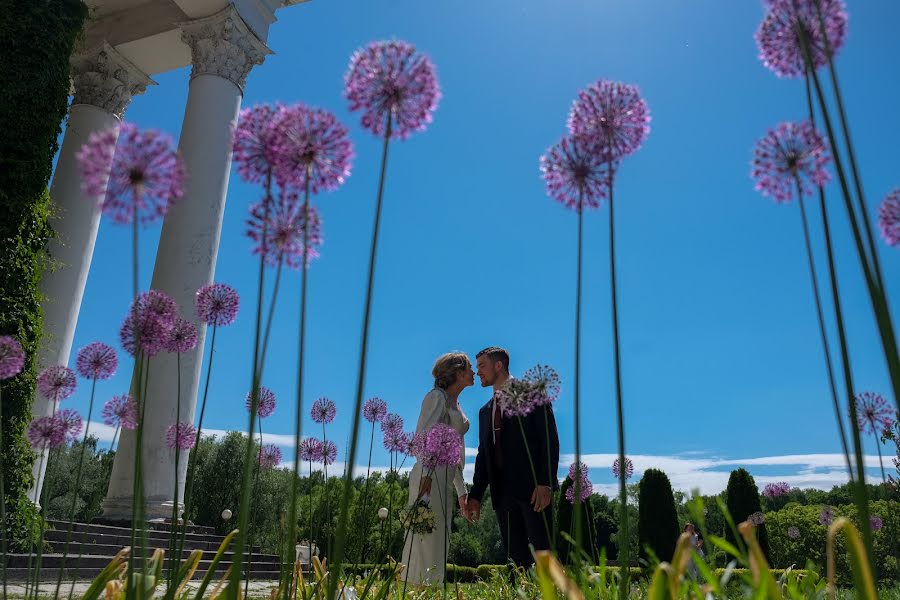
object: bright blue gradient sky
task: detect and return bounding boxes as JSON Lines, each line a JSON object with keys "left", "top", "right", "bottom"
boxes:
{"left": 59, "top": 0, "right": 900, "bottom": 494}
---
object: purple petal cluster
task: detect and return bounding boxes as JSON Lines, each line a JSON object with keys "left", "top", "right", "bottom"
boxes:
{"left": 246, "top": 191, "right": 323, "bottom": 270}
{"left": 258, "top": 444, "right": 283, "bottom": 470}
{"left": 321, "top": 440, "right": 338, "bottom": 465}
{"left": 311, "top": 397, "right": 336, "bottom": 424}
{"left": 246, "top": 386, "right": 276, "bottom": 419}
{"left": 299, "top": 437, "right": 323, "bottom": 462}
{"left": 568, "top": 461, "right": 589, "bottom": 481}
{"left": 762, "top": 481, "right": 792, "bottom": 498}
{"left": 819, "top": 506, "right": 835, "bottom": 526}
{"left": 0, "top": 336, "right": 25, "bottom": 380}
{"left": 345, "top": 40, "right": 441, "bottom": 140}
{"left": 120, "top": 290, "right": 180, "bottom": 357}
{"left": 166, "top": 422, "right": 197, "bottom": 450}
{"left": 364, "top": 397, "right": 389, "bottom": 423}
{"left": 381, "top": 412, "right": 404, "bottom": 434}
{"left": 75, "top": 342, "right": 118, "bottom": 380}
{"left": 165, "top": 318, "right": 198, "bottom": 354}
{"left": 27, "top": 416, "right": 65, "bottom": 449}
{"left": 749, "top": 511, "right": 766, "bottom": 526}
{"left": 787, "top": 526, "right": 801, "bottom": 539}
{"left": 37, "top": 366, "right": 77, "bottom": 402}
{"left": 566, "top": 462, "right": 592, "bottom": 504}
{"left": 752, "top": 121, "right": 831, "bottom": 203}
{"left": 495, "top": 377, "right": 552, "bottom": 418}
{"left": 567, "top": 80, "right": 651, "bottom": 160}
{"left": 423, "top": 422, "right": 461, "bottom": 469}
{"left": 408, "top": 431, "right": 427, "bottom": 459}
{"left": 77, "top": 123, "right": 185, "bottom": 225}
{"left": 878, "top": 189, "right": 900, "bottom": 247}
{"left": 57, "top": 409, "right": 83, "bottom": 442}
{"left": 756, "top": 0, "right": 848, "bottom": 78}
{"left": 870, "top": 515, "right": 883, "bottom": 532}
{"left": 522, "top": 364, "right": 561, "bottom": 405}
{"left": 196, "top": 283, "right": 240, "bottom": 327}
{"left": 612, "top": 457, "right": 634, "bottom": 480}
{"left": 540, "top": 135, "right": 614, "bottom": 212}
{"left": 383, "top": 429, "right": 410, "bottom": 453}
{"left": 102, "top": 394, "right": 138, "bottom": 429}
{"left": 232, "top": 104, "right": 283, "bottom": 184}
{"left": 855, "top": 391, "right": 894, "bottom": 435}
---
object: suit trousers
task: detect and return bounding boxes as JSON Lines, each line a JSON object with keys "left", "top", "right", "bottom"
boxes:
{"left": 495, "top": 492, "right": 553, "bottom": 568}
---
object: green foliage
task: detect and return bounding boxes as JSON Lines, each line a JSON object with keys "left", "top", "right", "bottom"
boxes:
{"left": 555, "top": 475, "right": 596, "bottom": 563}
{"left": 725, "top": 468, "right": 770, "bottom": 560}
{"left": 637, "top": 468, "right": 680, "bottom": 562}
{"left": 43, "top": 436, "right": 115, "bottom": 522}
{"left": 0, "top": 0, "right": 87, "bottom": 549}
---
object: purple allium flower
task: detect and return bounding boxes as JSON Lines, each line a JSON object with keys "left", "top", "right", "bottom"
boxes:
{"left": 232, "top": 104, "right": 283, "bottom": 184}
{"left": 567, "top": 79, "right": 651, "bottom": 160}
{"left": 540, "top": 135, "right": 615, "bottom": 212}
{"left": 752, "top": 121, "right": 831, "bottom": 203}
{"left": 522, "top": 364, "right": 561, "bottom": 405}
{"left": 166, "top": 422, "right": 197, "bottom": 450}
{"left": 56, "top": 409, "right": 83, "bottom": 442}
{"left": 383, "top": 428, "right": 410, "bottom": 453}
{"left": 246, "top": 386, "right": 276, "bottom": 419}
{"left": 77, "top": 123, "right": 185, "bottom": 225}
{"left": 196, "top": 283, "right": 240, "bottom": 327}
{"left": 495, "top": 378, "right": 542, "bottom": 418}
{"left": 364, "top": 397, "right": 389, "bottom": 423}
{"left": 258, "top": 444, "right": 282, "bottom": 470}
{"left": 133, "top": 290, "right": 179, "bottom": 326}
{"left": 120, "top": 311, "right": 169, "bottom": 358}
{"left": 408, "top": 431, "right": 427, "bottom": 458}
{"left": 164, "top": 318, "right": 198, "bottom": 354}
{"left": 102, "top": 394, "right": 138, "bottom": 429}
{"left": 423, "top": 422, "right": 462, "bottom": 468}
{"left": 299, "top": 437, "right": 323, "bottom": 462}
{"left": 855, "top": 391, "right": 894, "bottom": 435}
{"left": 246, "top": 191, "right": 323, "bottom": 270}
{"left": 879, "top": 189, "right": 900, "bottom": 247}
{"left": 0, "top": 336, "right": 25, "bottom": 380}
{"left": 756, "top": 0, "right": 848, "bottom": 79}
{"left": 380, "top": 412, "right": 404, "bottom": 434}
{"left": 612, "top": 457, "right": 634, "bottom": 480}
{"left": 749, "top": 511, "right": 766, "bottom": 526}
{"left": 311, "top": 397, "right": 336, "bottom": 424}
{"left": 75, "top": 342, "right": 118, "bottom": 380}
{"left": 321, "top": 440, "right": 338, "bottom": 465}
{"left": 819, "top": 506, "right": 835, "bottom": 526}
{"left": 344, "top": 40, "right": 441, "bottom": 140}
{"left": 270, "top": 104, "right": 354, "bottom": 192}
{"left": 26, "top": 416, "right": 65, "bottom": 449}
{"left": 787, "top": 526, "right": 800, "bottom": 539}
{"left": 568, "top": 461, "right": 590, "bottom": 481}
{"left": 870, "top": 515, "right": 883, "bottom": 532}
{"left": 37, "top": 366, "right": 77, "bottom": 402}
{"left": 566, "top": 476, "right": 593, "bottom": 504}
{"left": 762, "top": 481, "right": 792, "bottom": 498}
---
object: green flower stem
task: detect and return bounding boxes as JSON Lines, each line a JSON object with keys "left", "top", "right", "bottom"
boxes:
{"left": 165, "top": 353, "right": 183, "bottom": 599}
{"left": 574, "top": 186, "right": 584, "bottom": 559}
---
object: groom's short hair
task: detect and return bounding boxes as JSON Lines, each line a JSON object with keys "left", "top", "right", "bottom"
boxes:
{"left": 476, "top": 346, "right": 509, "bottom": 372}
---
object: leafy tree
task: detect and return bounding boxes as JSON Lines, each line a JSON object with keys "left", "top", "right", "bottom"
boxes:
{"left": 725, "top": 468, "right": 770, "bottom": 560}
{"left": 637, "top": 469, "right": 680, "bottom": 562}
{"left": 43, "top": 437, "right": 114, "bottom": 522}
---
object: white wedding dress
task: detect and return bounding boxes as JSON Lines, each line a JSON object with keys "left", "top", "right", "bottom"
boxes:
{"left": 401, "top": 388, "right": 468, "bottom": 585}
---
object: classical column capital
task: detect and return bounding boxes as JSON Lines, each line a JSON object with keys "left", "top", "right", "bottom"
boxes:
{"left": 180, "top": 5, "right": 272, "bottom": 93}
{"left": 71, "top": 42, "right": 156, "bottom": 118}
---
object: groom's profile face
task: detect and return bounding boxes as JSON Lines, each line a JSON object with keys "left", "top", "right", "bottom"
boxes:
{"left": 476, "top": 355, "right": 499, "bottom": 387}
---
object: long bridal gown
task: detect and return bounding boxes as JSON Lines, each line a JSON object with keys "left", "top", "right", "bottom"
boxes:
{"left": 401, "top": 388, "right": 468, "bottom": 585}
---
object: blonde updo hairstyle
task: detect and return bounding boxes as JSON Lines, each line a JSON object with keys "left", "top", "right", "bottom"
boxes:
{"left": 432, "top": 352, "right": 471, "bottom": 390}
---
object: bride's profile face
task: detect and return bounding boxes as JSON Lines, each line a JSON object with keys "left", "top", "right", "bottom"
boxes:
{"left": 455, "top": 363, "right": 475, "bottom": 389}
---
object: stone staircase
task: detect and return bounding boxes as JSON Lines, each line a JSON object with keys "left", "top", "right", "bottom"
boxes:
{"left": 3, "top": 520, "right": 285, "bottom": 582}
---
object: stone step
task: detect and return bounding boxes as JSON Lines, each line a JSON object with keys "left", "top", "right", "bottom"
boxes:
{"left": 68, "top": 519, "right": 216, "bottom": 536}
{"left": 34, "top": 542, "right": 282, "bottom": 565}
{"left": 1, "top": 567, "right": 284, "bottom": 583}
{"left": 45, "top": 521, "right": 227, "bottom": 546}
{"left": 42, "top": 528, "right": 263, "bottom": 554}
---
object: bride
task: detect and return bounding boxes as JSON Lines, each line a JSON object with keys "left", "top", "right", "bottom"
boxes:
{"left": 401, "top": 352, "right": 473, "bottom": 585}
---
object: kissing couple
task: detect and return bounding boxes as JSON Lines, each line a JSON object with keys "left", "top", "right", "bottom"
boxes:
{"left": 400, "top": 347, "right": 560, "bottom": 586}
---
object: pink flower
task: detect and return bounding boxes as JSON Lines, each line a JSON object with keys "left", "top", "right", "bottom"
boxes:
{"left": 57, "top": 409, "right": 83, "bottom": 442}
{"left": 299, "top": 437, "right": 323, "bottom": 462}
{"left": 855, "top": 391, "right": 894, "bottom": 435}
{"left": 258, "top": 444, "right": 282, "bottom": 470}
{"left": 749, "top": 511, "right": 766, "bottom": 526}
{"left": 383, "top": 429, "right": 410, "bottom": 453}
{"left": 164, "top": 318, "right": 198, "bottom": 354}
{"left": 540, "top": 135, "right": 615, "bottom": 212}
{"left": 612, "top": 457, "right": 634, "bottom": 480}
{"left": 752, "top": 121, "right": 831, "bottom": 203}
{"left": 363, "top": 397, "right": 388, "bottom": 423}
{"left": 522, "top": 364, "right": 561, "bottom": 406}
{"left": 568, "top": 79, "right": 651, "bottom": 160}
{"left": 195, "top": 283, "right": 240, "bottom": 327}
{"left": 166, "top": 422, "right": 197, "bottom": 450}
{"left": 878, "top": 189, "right": 900, "bottom": 247}
{"left": 0, "top": 336, "right": 25, "bottom": 380}
{"left": 762, "top": 481, "right": 792, "bottom": 498}
{"left": 321, "top": 440, "right": 338, "bottom": 465}
{"left": 423, "top": 422, "right": 461, "bottom": 469}
{"left": 37, "top": 366, "right": 77, "bottom": 402}
{"left": 756, "top": 0, "right": 848, "bottom": 79}
{"left": 311, "top": 397, "right": 336, "bottom": 424}
{"left": 75, "top": 342, "right": 118, "bottom": 380}
{"left": 27, "top": 416, "right": 65, "bottom": 449}
{"left": 246, "top": 191, "right": 323, "bottom": 270}
{"left": 246, "top": 386, "right": 276, "bottom": 419}
{"left": 819, "top": 506, "right": 835, "bottom": 526}
{"left": 787, "top": 526, "right": 801, "bottom": 539}
{"left": 102, "top": 394, "right": 138, "bottom": 429}
{"left": 120, "top": 311, "right": 169, "bottom": 358}
{"left": 870, "top": 515, "right": 883, "bottom": 532}
{"left": 495, "top": 378, "right": 543, "bottom": 418}
{"left": 380, "top": 412, "right": 403, "bottom": 434}
{"left": 232, "top": 104, "right": 283, "bottom": 184}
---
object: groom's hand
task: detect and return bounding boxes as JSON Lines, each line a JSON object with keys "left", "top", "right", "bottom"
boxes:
{"left": 531, "top": 485, "right": 551, "bottom": 512}
{"left": 458, "top": 494, "right": 469, "bottom": 520}
{"left": 467, "top": 498, "right": 481, "bottom": 522}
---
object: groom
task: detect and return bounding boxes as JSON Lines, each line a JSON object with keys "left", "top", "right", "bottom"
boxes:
{"left": 466, "top": 347, "right": 560, "bottom": 568}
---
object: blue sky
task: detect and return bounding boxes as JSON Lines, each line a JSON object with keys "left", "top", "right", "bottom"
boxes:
{"left": 59, "top": 0, "right": 899, "bottom": 494}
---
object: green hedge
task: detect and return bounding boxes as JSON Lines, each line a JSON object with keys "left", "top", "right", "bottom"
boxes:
{"left": 638, "top": 468, "right": 680, "bottom": 562}
{"left": 0, "top": 0, "right": 87, "bottom": 548}
{"left": 725, "top": 468, "right": 770, "bottom": 560}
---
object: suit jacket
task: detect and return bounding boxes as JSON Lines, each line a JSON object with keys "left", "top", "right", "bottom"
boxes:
{"left": 469, "top": 395, "right": 560, "bottom": 503}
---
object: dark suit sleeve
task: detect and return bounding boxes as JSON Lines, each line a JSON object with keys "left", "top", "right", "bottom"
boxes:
{"left": 469, "top": 414, "right": 488, "bottom": 502}
{"left": 529, "top": 404, "right": 560, "bottom": 489}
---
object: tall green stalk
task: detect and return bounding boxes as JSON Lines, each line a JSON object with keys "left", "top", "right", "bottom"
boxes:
{"left": 165, "top": 353, "right": 183, "bottom": 599}
{"left": 573, "top": 187, "right": 584, "bottom": 560}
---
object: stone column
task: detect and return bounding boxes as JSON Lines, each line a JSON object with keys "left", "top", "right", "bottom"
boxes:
{"left": 29, "top": 43, "right": 153, "bottom": 505}
{"left": 101, "top": 6, "right": 270, "bottom": 521}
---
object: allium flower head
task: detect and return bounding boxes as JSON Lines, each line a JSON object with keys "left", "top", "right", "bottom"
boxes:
{"left": 612, "top": 457, "right": 634, "bottom": 480}
{"left": 566, "top": 474, "right": 593, "bottom": 504}
{"left": 752, "top": 121, "right": 831, "bottom": 202}
{"left": 258, "top": 444, "right": 282, "bottom": 470}
{"left": 522, "top": 364, "right": 561, "bottom": 405}
{"left": 423, "top": 422, "right": 462, "bottom": 468}
{"left": 246, "top": 191, "right": 323, "bottom": 270}
{"left": 75, "top": 342, "right": 118, "bottom": 380}
{"left": 196, "top": 283, "right": 240, "bottom": 327}
{"left": 133, "top": 290, "right": 179, "bottom": 326}
{"left": 165, "top": 318, "right": 198, "bottom": 354}
{"left": 246, "top": 386, "right": 276, "bottom": 418}
{"left": 321, "top": 439, "right": 338, "bottom": 465}
{"left": 763, "top": 481, "right": 792, "bottom": 498}
{"left": 102, "top": 394, "right": 138, "bottom": 429}
{"left": 749, "top": 511, "right": 766, "bottom": 526}
{"left": 855, "top": 391, "right": 894, "bottom": 435}
{"left": 27, "top": 416, "right": 65, "bottom": 449}
{"left": 568, "top": 461, "right": 590, "bottom": 482}
{"left": 37, "top": 366, "right": 77, "bottom": 402}
{"left": 120, "top": 311, "right": 169, "bottom": 357}
{"left": 381, "top": 412, "right": 404, "bottom": 434}
{"left": 408, "top": 431, "right": 427, "bottom": 458}
{"left": 77, "top": 123, "right": 185, "bottom": 225}
{"left": 787, "top": 526, "right": 801, "bottom": 539}
{"left": 311, "top": 397, "right": 336, "bottom": 424}
{"left": 878, "top": 189, "right": 900, "bottom": 247}
{"left": 233, "top": 104, "right": 283, "bottom": 184}
{"left": 819, "top": 506, "right": 835, "bottom": 526}
{"left": 299, "top": 437, "right": 323, "bottom": 462}
{"left": 870, "top": 515, "right": 883, "bottom": 532}
{"left": 383, "top": 428, "right": 410, "bottom": 453}
{"left": 568, "top": 79, "right": 651, "bottom": 159}
{"left": 540, "top": 135, "right": 616, "bottom": 212}
{"left": 57, "top": 409, "right": 83, "bottom": 442}
{"left": 495, "top": 378, "right": 542, "bottom": 418}
{"left": 270, "top": 104, "right": 354, "bottom": 192}
{"left": 166, "top": 422, "right": 197, "bottom": 450}
{"left": 756, "top": 0, "right": 848, "bottom": 78}
{"left": 0, "top": 336, "right": 25, "bottom": 380}
{"left": 364, "top": 397, "right": 389, "bottom": 423}
{"left": 345, "top": 40, "right": 441, "bottom": 140}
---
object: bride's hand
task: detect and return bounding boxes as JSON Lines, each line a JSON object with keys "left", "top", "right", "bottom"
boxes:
{"left": 458, "top": 494, "right": 468, "bottom": 519}
{"left": 418, "top": 476, "right": 432, "bottom": 498}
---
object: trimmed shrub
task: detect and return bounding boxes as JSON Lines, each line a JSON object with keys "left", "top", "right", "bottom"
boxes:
{"left": 725, "top": 468, "right": 770, "bottom": 560}
{"left": 556, "top": 475, "right": 597, "bottom": 563}
{"left": 637, "top": 468, "right": 680, "bottom": 562}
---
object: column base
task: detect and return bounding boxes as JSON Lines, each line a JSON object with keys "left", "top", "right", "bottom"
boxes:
{"left": 100, "top": 495, "right": 184, "bottom": 522}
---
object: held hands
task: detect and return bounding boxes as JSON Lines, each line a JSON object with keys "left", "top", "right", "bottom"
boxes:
{"left": 458, "top": 494, "right": 468, "bottom": 520}
{"left": 531, "top": 485, "right": 551, "bottom": 512}
{"left": 465, "top": 498, "right": 481, "bottom": 523}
